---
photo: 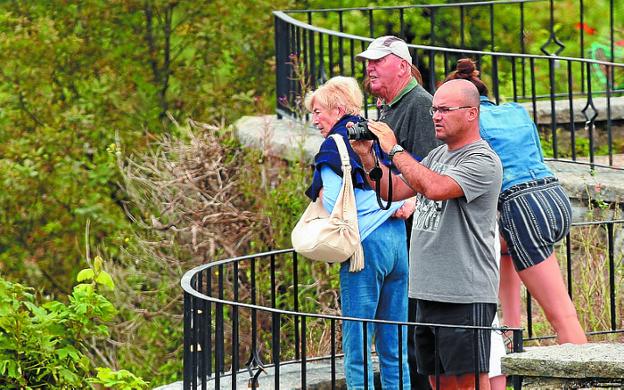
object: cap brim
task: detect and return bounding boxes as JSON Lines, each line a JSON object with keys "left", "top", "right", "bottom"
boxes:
{"left": 355, "top": 48, "right": 390, "bottom": 62}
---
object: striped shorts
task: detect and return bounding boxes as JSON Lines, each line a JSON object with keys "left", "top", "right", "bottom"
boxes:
{"left": 498, "top": 177, "right": 572, "bottom": 271}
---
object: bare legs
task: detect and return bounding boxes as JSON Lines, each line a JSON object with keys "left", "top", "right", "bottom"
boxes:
{"left": 489, "top": 375, "right": 506, "bottom": 390}
{"left": 429, "top": 373, "right": 491, "bottom": 390}
{"left": 498, "top": 238, "right": 587, "bottom": 344}
{"left": 498, "top": 244, "right": 522, "bottom": 328}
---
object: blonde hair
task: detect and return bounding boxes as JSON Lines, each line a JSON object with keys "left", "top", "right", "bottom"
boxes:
{"left": 304, "top": 76, "right": 363, "bottom": 115}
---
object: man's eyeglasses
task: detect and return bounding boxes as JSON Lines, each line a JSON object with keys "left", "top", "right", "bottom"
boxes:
{"left": 429, "top": 106, "right": 474, "bottom": 115}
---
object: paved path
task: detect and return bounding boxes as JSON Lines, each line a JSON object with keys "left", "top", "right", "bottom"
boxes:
{"left": 153, "top": 356, "right": 377, "bottom": 389}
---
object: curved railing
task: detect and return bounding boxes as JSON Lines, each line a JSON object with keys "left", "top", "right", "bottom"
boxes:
{"left": 273, "top": 0, "right": 624, "bottom": 166}
{"left": 181, "top": 250, "right": 523, "bottom": 389}
{"left": 181, "top": 218, "right": 624, "bottom": 388}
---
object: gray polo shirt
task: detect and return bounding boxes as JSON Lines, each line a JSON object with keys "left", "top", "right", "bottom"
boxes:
{"left": 381, "top": 79, "right": 441, "bottom": 160}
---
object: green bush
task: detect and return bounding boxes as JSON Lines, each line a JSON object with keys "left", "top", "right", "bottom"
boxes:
{"left": 0, "top": 257, "right": 147, "bottom": 389}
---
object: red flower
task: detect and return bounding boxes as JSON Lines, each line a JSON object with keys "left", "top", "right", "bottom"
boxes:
{"left": 575, "top": 22, "right": 596, "bottom": 35}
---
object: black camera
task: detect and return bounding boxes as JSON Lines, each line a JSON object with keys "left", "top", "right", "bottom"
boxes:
{"left": 347, "top": 121, "right": 377, "bottom": 141}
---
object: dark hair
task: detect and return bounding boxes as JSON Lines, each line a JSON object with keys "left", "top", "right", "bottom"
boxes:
{"left": 444, "top": 58, "right": 489, "bottom": 97}
{"left": 410, "top": 64, "right": 424, "bottom": 86}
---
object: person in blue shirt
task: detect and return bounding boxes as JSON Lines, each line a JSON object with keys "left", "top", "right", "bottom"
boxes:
{"left": 304, "top": 76, "right": 410, "bottom": 389}
{"left": 444, "top": 59, "right": 587, "bottom": 346}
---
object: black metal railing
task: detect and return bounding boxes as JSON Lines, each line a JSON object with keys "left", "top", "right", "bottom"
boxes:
{"left": 274, "top": 0, "right": 624, "bottom": 167}
{"left": 182, "top": 249, "right": 524, "bottom": 389}
{"left": 181, "top": 218, "right": 624, "bottom": 389}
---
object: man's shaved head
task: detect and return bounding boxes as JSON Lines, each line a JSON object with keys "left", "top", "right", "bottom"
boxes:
{"left": 437, "top": 79, "right": 480, "bottom": 107}
{"left": 431, "top": 78, "right": 481, "bottom": 150}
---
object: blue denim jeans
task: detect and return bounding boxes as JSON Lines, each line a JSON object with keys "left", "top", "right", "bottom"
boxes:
{"left": 340, "top": 217, "right": 410, "bottom": 389}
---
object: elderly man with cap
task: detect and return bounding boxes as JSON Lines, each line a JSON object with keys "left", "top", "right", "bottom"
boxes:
{"left": 357, "top": 35, "right": 439, "bottom": 390}
{"left": 356, "top": 36, "right": 439, "bottom": 162}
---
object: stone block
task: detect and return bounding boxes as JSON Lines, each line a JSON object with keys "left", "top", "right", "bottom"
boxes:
{"left": 502, "top": 343, "right": 624, "bottom": 389}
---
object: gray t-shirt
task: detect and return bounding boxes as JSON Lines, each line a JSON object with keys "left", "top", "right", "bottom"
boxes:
{"left": 408, "top": 140, "right": 503, "bottom": 304}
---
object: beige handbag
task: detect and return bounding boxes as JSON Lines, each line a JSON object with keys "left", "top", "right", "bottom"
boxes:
{"left": 291, "top": 134, "right": 364, "bottom": 272}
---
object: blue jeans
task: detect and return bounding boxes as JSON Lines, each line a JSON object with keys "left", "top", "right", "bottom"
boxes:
{"left": 340, "top": 217, "right": 410, "bottom": 389}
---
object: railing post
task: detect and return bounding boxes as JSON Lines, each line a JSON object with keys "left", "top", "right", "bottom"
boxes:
{"left": 232, "top": 262, "right": 239, "bottom": 389}
{"left": 274, "top": 14, "right": 290, "bottom": 118}
{"left": 512, "top": 329, "right": 524, "bottom": 390}
{"left": 608, "top": 222, "right": 616, "bottom": 330}
{"left": 272, "top": 312, "right": 281, "bottom": 388}
{"left": 183, "top": 291, "right": 192, "bottom": 390}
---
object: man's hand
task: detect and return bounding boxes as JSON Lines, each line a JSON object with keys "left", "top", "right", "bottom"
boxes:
{"left": 367, "top": 121, "right": 399, "bottom": 154}
{"left": 392, "top": 196, "right": 417, "bottom": 219}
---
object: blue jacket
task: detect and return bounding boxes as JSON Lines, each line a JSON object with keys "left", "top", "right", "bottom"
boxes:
{"left": 305, "top": 115, "right": 403, "bottom": 241}
{"left": 479, "top": 96, "right": 553, "bottom": 191}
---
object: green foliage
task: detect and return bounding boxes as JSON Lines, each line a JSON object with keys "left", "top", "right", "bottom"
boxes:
{"left": 540, "top": 128, "right": 613, "bottom": 159}
{"left": 90, "top": 367, "right": 149, "bottom": 390}
{"left": 0, "top": 258, "right": 146, "bottom": 389}
{"left": 0, "top": 0, "right": 295, "bottom": 296}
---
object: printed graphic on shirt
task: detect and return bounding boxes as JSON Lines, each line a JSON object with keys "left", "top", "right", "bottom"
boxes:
{"left": 412, "top": 161, "right": 447, "bottom": 233}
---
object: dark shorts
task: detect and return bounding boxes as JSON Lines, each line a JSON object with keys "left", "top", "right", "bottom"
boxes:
{"left": 414, "top": 299, "right": 496, "bottom": 376}
{"left": 498, "top": 177, "right": 572, "bottom": 271}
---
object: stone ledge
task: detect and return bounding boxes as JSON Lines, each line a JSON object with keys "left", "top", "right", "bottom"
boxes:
{"left": 519, "top": 96, "right": 624, "bottom": 125}
{"left": 501, "top": 343, "right": 624, "bottom": 380}
{"left": 235, "top": 115, "right": 624, "bottom": 218}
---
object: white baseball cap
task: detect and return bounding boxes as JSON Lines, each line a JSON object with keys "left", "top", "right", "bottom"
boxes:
{"left": 356, "top": 36, "right": 412, "bottom": 63}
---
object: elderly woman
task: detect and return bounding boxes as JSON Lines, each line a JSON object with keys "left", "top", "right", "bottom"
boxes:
{"left": 304, "top": 76, "right": 410, "bottom": 389}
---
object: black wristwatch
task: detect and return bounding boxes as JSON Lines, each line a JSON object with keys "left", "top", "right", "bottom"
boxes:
{"left": 389, "top": 144, "right": 405, "bottom": 162}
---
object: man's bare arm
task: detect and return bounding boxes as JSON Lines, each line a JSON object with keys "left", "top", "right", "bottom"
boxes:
{"left": 391, "top": 151, "right": 464, "bottom": 201}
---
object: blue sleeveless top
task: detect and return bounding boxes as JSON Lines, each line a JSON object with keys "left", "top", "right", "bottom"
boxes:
{"left": 479, "top": 96, "right": 553, "bottom": 191}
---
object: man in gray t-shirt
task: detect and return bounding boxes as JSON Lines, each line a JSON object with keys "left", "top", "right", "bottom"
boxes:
{"left": 351, "top": 79, "right": 502, "bottom": 389}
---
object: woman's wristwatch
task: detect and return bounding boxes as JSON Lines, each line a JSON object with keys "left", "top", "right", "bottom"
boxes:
{"left": 389, "top": 144, "right": 405, "bottom": 163}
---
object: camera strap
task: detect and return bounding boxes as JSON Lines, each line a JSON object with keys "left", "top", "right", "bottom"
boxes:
{"left": 368, "top": 145, "right": 393, "bottom": 210}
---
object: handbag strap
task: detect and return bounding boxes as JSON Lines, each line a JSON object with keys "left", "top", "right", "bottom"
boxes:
{"left": 329, "top": 134, "right": 351, "bottom": 171}
{"left": 329, "top": 134, "right": 364, "bottom": 272}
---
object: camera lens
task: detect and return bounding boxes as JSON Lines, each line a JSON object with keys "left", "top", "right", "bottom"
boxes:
{"left": 347, "top": 121, "right": 377, "bottom": 141}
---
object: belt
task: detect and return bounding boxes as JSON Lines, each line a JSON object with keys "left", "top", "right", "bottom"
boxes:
{"left": 500, "top": 177, "right": 558, "bottom": 198}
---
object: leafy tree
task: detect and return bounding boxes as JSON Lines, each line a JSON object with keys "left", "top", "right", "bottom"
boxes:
{"left": 0, "top": 0, "right": 293, "bottom": 296}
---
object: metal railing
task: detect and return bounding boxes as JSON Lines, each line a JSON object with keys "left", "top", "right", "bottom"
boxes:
{"left": 274, "top": 0, "right": 624, "bottom": 166}
{"left": 181, "top": 219, "right": 624, "bottom": 389}
{"left": 181, "top": 250, "right": 523, "bottom": 389}
{"left": 525, "top": 218, "right": 624, "bottom": 342}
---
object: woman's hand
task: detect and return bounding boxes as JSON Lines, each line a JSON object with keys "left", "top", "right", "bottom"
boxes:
{"left": 392, "top": 196, "right": 417, "bottom": 219}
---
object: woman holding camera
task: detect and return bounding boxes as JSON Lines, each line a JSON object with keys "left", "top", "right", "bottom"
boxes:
{"left": 304, "top": 76, "right": 410, "bottom": 389}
